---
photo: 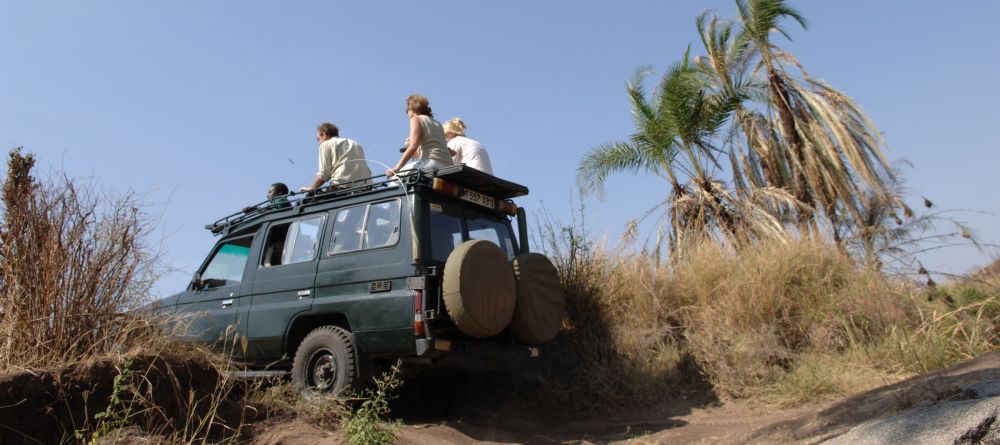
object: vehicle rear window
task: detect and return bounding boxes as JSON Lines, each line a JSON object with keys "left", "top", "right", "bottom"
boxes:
{"left": 467, "top": 211, "right": 516, "bottom": 260}
{"left": 429, "top": 202, "right": 463, "bottom": 263}
{"left": 429, "top": 201, "right": 516, "bottom": 262}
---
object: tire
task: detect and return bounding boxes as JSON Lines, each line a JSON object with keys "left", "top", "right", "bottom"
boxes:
{"left": 291, "top": 325, "right": 357, "bottom": 398}
{"left": 509, "top": 253, "right": 565, "bottom": 344}
{"left": 442, "top": 240, "right": 517, "bottom": 338}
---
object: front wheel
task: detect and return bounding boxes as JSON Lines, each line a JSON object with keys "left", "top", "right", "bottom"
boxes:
{"left": 292, "top": 325, "right": 358, "bottom": 397}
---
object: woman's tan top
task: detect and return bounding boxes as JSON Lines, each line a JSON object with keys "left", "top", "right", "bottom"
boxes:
{"left": 416, "top": 115, "right": 453, "bottom": 165}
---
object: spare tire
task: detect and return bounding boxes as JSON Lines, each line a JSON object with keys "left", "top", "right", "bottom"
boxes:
{"left": 442, "top": 240, "right": 517, "bottom": 338}
{"left": 509, "top": 253, "right": 564, "bottom": 344}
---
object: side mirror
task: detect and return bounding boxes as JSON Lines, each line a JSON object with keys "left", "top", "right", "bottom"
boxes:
{"left": 191, "top": 272, "right": 203, "bottom": 291}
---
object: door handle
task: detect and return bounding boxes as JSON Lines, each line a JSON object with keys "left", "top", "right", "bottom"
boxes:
{"left": 221, "top": 299, "right": 234, "bottom": 308}
{"left": 297, "top": 290, "right": 311, "bottom": 299}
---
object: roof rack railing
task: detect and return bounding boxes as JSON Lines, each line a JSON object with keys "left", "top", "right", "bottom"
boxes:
{"left": 205, "top": 166, "right": 528, "bottom": 235}
{"left": 205, "top": 168, "right": 428, "bottom": 235}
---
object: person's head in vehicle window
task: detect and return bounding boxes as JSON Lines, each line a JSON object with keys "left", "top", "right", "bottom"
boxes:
{"left": 268, "top": 183, "right": 289, "bottom": 199}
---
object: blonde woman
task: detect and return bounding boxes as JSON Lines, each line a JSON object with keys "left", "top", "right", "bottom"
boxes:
{"left": 443, "top": 118, "right": 494, "bottom": 175}
{"left": 386, "top": 94, "right": 453, "bottom": 177}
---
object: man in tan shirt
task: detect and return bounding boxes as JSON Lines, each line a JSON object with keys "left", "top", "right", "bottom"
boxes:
{"left": 300, "top": 123, "right": 372, "bottom": 192}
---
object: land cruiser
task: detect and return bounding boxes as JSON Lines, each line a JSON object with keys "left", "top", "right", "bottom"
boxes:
{"left": 154, "top": 166, "right": 564, "bottom": 396}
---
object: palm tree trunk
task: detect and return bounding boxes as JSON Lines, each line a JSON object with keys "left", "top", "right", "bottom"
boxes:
{"left": 768, "top": 71, "right": 814, "bottom": 231}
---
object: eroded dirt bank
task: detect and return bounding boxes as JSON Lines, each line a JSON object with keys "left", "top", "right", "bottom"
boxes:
{"left": 0, "top": 353, "right": 259, "bottom": 444}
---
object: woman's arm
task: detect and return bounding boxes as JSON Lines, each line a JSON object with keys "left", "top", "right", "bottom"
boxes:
{"left": 387, "top": 116, "right": 422, "bottom": 177}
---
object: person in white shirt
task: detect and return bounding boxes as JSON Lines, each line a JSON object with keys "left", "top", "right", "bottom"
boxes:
{"left": 300, "top": 122, "right": 372, "bottom": 192}
{"left": 443, "top": 118, "right": 494, "bottom": 175}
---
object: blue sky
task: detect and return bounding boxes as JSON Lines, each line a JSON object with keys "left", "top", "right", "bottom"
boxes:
{"left": 2, "top": 1, "right": 998, "bottom": 297}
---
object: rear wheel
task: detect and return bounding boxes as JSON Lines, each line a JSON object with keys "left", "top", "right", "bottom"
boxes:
{"left": 292, "top": 325, "right": 357, "bottom": 397}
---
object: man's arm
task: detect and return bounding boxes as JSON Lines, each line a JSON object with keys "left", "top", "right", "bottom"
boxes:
{"left": 300, "top": 176, "right": 325, "bottom": 192}
{"left": 301, "top": 141, "right": 333, "bottom": 191}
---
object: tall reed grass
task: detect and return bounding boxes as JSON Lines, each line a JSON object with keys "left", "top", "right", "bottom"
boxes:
{"left": 534, "top": 212, "right": 999, "bottom": 408}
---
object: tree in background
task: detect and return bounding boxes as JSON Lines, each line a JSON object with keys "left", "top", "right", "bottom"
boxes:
{"left": 579, "top": 0, "right": 905, "bottom": 260}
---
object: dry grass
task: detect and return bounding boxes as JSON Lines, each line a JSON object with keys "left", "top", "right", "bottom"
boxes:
{"left": 251, "top": 383, "right": 346, "bottom": 431}
{"left": 0, "top": 149, "right": 398, "bottom": 443}
{"left": 533, "top": 212, "right": 1000, "bottom": 409}
{"left": 0, "top": 149, "right": 161, "bottom": 370}
{"left": 0, "top": 149, "right": 266, "bottom": 443}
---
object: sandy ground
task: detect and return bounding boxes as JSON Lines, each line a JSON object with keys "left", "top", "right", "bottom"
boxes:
{"left": 4, "top": 350, "right": 998, "bottom": 444}
{"left": 250, "top": 350, "right": 1000, "bottom": 445}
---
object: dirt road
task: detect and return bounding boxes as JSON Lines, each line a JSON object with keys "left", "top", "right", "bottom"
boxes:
{"left": 5, "top": 351, "right": 998, "bottom": 444}
{"left": 381, "top": 351, "right": 1000, "bottom": 444}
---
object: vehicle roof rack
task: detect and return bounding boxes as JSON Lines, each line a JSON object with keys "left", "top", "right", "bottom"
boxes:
{"left": 205, "top": 166, "right": 528, "bottom": 235}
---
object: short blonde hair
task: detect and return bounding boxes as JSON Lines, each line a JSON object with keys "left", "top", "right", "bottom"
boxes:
{"left": 406, "top": 94, "right": 433, "bottom": 117}
{"left": 443, "top": 117, "right": 466, "bottom": 136}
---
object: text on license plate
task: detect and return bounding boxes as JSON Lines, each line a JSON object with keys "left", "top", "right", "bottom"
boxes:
{"left": 460, "top": 188, "right": 495, "bottom": 209}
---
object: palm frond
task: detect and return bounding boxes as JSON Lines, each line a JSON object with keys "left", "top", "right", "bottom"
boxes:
{"left": 577, "top": 142, "right": 665, "bottom": 199}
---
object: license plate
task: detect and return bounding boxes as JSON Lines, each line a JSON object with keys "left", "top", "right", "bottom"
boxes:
{"left": 460, "top": 188, "right": 495, "bottom": 209}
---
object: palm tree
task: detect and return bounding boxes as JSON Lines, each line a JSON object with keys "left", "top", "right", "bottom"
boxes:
{"left": 730, "top": 0, "right": 899, "bottom": 241}
{"left": 692, "top": 12, "right": 794, "bottom": 211}
{"left": 578, "top": 54, "right": 790, "bottom": 251}
{"left": 735, "top": 0, "right": 813, "bottom": 211}
{"left": 579, "top": 0, "right": 901, "bottom": 254}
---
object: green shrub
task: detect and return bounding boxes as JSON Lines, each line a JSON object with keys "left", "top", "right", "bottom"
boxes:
{"left": 342, "top": 362, "right": 403, "bottom": 445}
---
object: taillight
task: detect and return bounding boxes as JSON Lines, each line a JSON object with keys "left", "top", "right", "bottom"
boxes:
{"left": 413, "top": 290, "right": 424, "bottom": 336}
{"left": 431, "top": 178, "right": 459, "bottom": 197}
{"left": 500, "top": 200, "right": 518, "bottom": 215}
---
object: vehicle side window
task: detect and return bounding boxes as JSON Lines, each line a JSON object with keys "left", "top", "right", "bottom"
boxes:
{"left": 429, "top": 202, "right": 464, "bottom": 262}
{"left": 284, "top": 216, "right": 324, "bottom": 264}
{"left": 262, "top": 215, "right": 324, "bottom": 267}
{"left": 467, "top": 211, "right": 516, "bottom": 260}
{"left": 202, "top": 237, "right": 253, "bottom": 283}
{"left": 329, "top": 204, "right": 367, "bottom": 254}
{"left": 364, "top": 200, "right": 401, "bottom": 249}
{"left": 329, "top": 199, "right": 401, "bottom": 255}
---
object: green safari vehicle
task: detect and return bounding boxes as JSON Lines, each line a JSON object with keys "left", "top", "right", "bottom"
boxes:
{"left": 154, "top": 166, "right": 564, "bottom": 396}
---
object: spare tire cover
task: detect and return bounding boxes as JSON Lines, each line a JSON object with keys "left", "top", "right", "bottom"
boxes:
{"left": 509, "top": 253, "right": 565, "bottom": 344}
{"left": 442, "top": 240, "right": 516, "bottom": 338}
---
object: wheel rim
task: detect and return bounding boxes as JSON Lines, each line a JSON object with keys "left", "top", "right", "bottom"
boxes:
{"left": 306, "top": 349, "right": 338, "bottom": 393}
